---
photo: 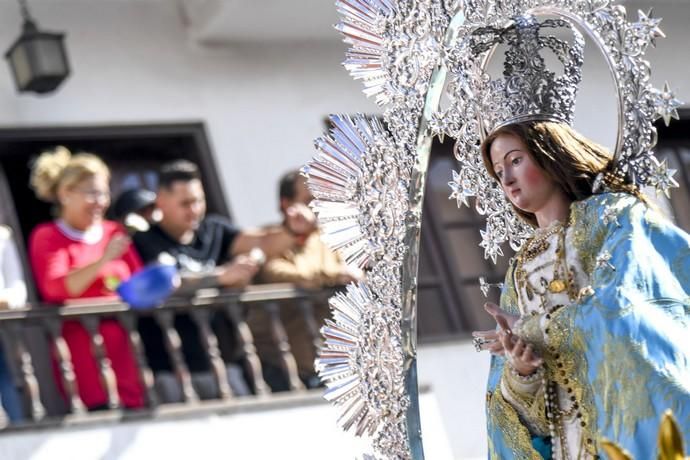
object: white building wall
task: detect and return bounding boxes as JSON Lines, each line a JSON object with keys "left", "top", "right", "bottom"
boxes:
{"left": 0, "top": 392, "right": 454, "bottom": 460}
{"left": 0, "top": 0, "right": 379, "bottom": 228}
{"left": 418, "top": 340, "right": 491, "bottom": 459}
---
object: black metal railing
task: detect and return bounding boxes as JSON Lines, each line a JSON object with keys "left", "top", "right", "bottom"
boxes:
{"left": 0, "top": 283, "right": 334, "bottom": 430}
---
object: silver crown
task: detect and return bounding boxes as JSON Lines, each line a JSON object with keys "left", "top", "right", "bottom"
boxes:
{"left": 471, "top": 15, "right": 585, "bottom": 135}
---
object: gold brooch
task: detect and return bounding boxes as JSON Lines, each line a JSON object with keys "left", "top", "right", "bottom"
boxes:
{"left": 548, "top": 279, "right": 567, "bottom": 293}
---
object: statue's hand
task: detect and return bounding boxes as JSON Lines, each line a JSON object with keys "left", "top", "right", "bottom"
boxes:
{"left": 499, "top": 331, "right": 543, "bottom": 376}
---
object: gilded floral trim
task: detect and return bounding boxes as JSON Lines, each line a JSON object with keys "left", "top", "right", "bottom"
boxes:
{"left": 502, "top": 365, "right": 550, "bottom": 436}
{"left": 502, "top": 260, "right": 521, "bottom": 315}
{"left": 487, "top": 388, "right": 544, "bottom": 459}
{"left": 570, "top": 198, "right": 608, "bottom": 276}
{"left": 592, "top": 338, "right": 656, "bottom": 440}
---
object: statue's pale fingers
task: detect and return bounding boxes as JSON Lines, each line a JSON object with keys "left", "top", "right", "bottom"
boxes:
{"left": 513, "top": 339, "right": 525, "bottom": 357}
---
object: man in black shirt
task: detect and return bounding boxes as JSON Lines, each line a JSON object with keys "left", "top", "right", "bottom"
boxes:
{"left": 134, "top": 160, "right": 315, "bottom": 401}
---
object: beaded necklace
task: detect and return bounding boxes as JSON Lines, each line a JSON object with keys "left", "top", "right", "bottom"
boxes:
{"left": 513, "top": 221, "right": 578, "bottom": 311}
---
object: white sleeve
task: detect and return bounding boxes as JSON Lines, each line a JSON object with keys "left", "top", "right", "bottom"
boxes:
{"left": 0, "top": 230, "right": 27, "bottom": 309}
{"left": 499, "top": 365, "right": 549, "bottom": 436}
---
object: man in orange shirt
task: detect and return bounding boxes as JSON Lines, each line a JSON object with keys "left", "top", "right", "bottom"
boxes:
{"left": 256, "top": 170, "right": 363, "bottom": 389}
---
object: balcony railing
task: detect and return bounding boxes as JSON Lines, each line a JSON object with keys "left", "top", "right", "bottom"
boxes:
{"left": 0, "top": 283, "right": 334, "bottom": 431}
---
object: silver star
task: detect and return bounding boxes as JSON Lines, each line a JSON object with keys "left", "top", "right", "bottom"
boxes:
{"left": 649, "top": 157, "right": 679, "bottom": 199}
{"left": 634, "top": 9, "right": 665, "bottom": 48}
{"left": 652, "top": 81, "right": 682, "bottom": 127}
{"left": 428, "top": 111, "right": 447, "bottom": 142}
{"left": 479, "top": 277, "right": 489, "bottom": 297}
{"left": 596, "top": 250, "right": 616, "bottom": 271}
{"left": 478, "top": 276, "right": 503, "bottom": 297}
{"left": 601, "top": 206, "right": 621, "bottom": 228}
{"left": 479, "top": 229, "right": 503, "bottom": 264}
{"left": 448, "top": 170, "right": 470, "bottom": 207}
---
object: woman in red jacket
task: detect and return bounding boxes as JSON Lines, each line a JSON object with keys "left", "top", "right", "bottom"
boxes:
{"left": 28, "top": 146, "right": 145, "bottom": 410}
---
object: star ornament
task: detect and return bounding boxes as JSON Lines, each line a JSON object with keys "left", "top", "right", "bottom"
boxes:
{"left": 596, "top": 250, "right": 616, "bottom": 271}
{"left": 652, "top": 82, "right": 682, "bottom": 127}
{"left": 479, "top": 276, "right": 490, "bottom": 297}
{"left": 478, "top": 276, "right": 503, "bottom": 297}
{"left": 649, "top": 157, "right": 679, "bottom": 199}
{"left": 479, "top": 229, "right": 503, "bottom": 264}
{"left": 634, "top": 9, "right": 665, "bottom": 48}
{"left": 601, "top": 206, "right": 621, "bottom": 228}
{"left": 428, "top": 111, "right": 448, "bottom": 142}
{"left": 448, "top": 170, "right": 470, "bottom": 207}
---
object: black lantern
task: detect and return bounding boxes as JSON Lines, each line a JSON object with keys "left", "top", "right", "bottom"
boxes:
{"left": 4, "top": 0, "right": 70, "bottom": 94}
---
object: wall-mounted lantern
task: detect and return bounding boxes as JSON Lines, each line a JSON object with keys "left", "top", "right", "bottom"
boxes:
{"left": 5, "top": 0, "right": 70, "bottom": 94}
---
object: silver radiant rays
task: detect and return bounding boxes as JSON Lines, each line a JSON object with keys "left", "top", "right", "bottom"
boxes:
{"left": 305, "top": 114, "right": 412, "bottom": 458}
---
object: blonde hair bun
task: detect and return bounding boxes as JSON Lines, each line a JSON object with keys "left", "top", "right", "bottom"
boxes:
{"left": 30, "top": 146, "right": 72, "bottom": 202}
{"left": 29, "top": 146, "right": 109, "bottom": 203}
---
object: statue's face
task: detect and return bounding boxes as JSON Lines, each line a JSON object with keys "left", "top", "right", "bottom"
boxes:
{"left": 489, "top": 132, "right": 560, "bottom": 215}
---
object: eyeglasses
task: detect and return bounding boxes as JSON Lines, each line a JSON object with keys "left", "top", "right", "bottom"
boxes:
{"left": 73, "top": 188, "right": 111, "bottom": 203}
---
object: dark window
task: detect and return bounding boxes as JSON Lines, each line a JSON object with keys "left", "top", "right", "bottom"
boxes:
{"left": 417, "top": 137, "right": 511, "bottom": 341}
{"left": 0, "top": 122, "right": 228, "bottom": 299}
